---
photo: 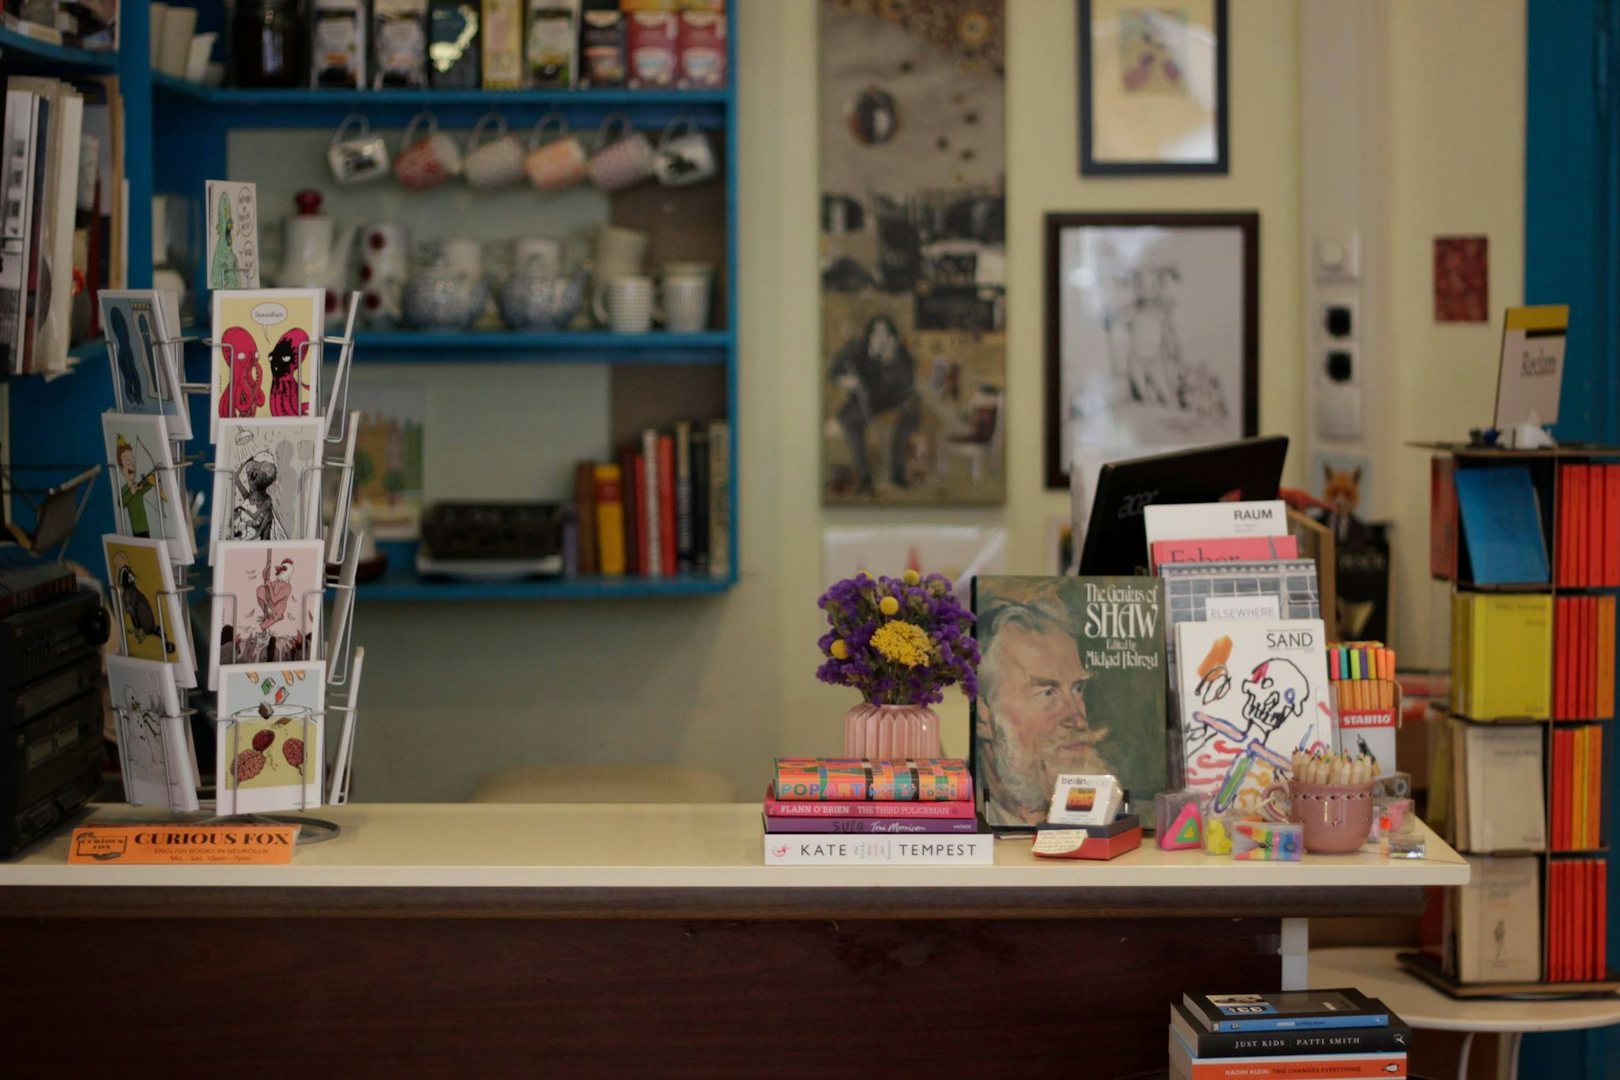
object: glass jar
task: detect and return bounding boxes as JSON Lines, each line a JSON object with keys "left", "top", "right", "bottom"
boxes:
{"left": 230, "top": 0, "right": 310, "bottom": 88}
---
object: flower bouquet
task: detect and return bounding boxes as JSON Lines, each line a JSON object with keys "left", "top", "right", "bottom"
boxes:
{"left": 816, "top": 569, "right": 980, "bottom": 758}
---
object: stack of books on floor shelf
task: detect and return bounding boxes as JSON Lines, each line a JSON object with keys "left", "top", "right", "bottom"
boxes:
{"left": 571, "top": 420, "right": 730, "bottom": 579}
{"left": 1423, "top": 446, "right": 1619, "bottom": 994}
{"left": 761, "top": 758, "right": 990, "bottom": 864}
{"left": 1169, "top": 989, "right": 1409, "bottom": 1080}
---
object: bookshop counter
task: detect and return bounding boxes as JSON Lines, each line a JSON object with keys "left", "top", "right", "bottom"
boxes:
{"left": 0, "top": 804, "right": 1468, "bottom": 1077}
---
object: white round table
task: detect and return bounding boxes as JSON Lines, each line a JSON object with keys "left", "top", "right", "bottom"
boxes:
{"left": 1310, "top": 947, "right": 1620, "bottom": 1080}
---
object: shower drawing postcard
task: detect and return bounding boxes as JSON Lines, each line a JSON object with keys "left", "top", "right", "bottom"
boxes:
{"left": 100, "top": 411, "right": 195, "bottom": 563}
{"left": 211, "top": 288, "right": 324, "bottom": 441}
{"left": 205, "top": 179, "right": 260, "bottom": 290}
{"left": 103, "top": 535, "right": 196, "bottom": 688}
{"left": 1173, "top": 617, "right": 1334, "bottom": 816}
{"left": 106, "top": 654, "right": 198, "bottom": 811}
{"left": 216, "top": 661, "right": 326, "bottom": 815}
{"left": 99, "top": 289, "right": 191, "bottom": 440}
{"left": 210, "top": 418, "right": 324, "bottom": 561}
{"left": 209, "top": 539, "right": 324, "bottom": 691}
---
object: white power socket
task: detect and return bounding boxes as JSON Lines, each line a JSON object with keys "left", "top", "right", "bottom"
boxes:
{"left": 1317, "top": 344, "right": 1361, "bottom": 440}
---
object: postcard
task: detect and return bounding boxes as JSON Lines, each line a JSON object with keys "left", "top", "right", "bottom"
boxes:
{"left": 1174, "top": 617, "right": 1335, "bottom": 815}
{"left": 106, "top": 654, "right": 198, "bottom": 811}
{"left": 209, "top": 539, "right": 324, "bottom": 691}
{"left": 349, "top": 383, "right": 424, "bottom": 538}
{"left": 211, "top": 418, "right": 324, "bottom": 561}
{"left": 211, "top": 288, "right": 324, "bottom": 441}
{"left": 99, "top": 289, "right": 191, "bottom": 440}
{"left": 103, "top": 534, "right": 196, "bottom": 688}
{"left": 205, "top": 179, "right": 260, "bottom": 290}
{"left": 216, "top": 661, "right": 326, "bottom": 814}
{"left": 100, "top": 411, "right": 194, "bottom": 563}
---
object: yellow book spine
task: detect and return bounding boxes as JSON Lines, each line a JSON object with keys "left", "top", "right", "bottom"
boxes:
{"left": 593, "top": 464, "right": 627, "bottom": 576}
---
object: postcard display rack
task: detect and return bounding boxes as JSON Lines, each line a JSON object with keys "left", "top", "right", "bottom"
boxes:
{"left": 102, "top": 293, "right": 367, "bottom": 841}
{"left": 1418, "top": 443, "right": 1620, "bottom": 994}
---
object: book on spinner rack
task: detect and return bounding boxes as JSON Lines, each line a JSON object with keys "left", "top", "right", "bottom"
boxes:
{"left": 1181, "top": 988, "right": 1387, "bottom": 1033}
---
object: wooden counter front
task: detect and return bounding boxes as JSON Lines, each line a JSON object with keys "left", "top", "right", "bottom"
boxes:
{"left": 0, "top": 804, "right": 1469, "bottom": 1078}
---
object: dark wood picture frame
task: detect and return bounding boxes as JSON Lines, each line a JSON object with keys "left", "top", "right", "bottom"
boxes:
{"left": 1043, "top": 211, "right": 1259, "bottom": 489}
{"left": 1078, "top": 0, "right": 1230, "bottom": 176}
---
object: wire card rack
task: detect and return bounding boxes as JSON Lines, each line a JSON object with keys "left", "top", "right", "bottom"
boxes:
{"left": 100, "top": 291, "right": 367, "bottom": 844}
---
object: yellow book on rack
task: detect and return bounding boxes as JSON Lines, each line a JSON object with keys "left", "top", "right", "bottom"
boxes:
{"left": 1465, "top": 594, "right": 1552, "bottom": 720}
{"left": 592, "top": 463, "right": 627, "bottom": 576}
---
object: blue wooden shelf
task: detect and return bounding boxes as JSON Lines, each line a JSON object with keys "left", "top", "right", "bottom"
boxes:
{"left": 152, "top": 73, "right": 729, "bottom": 128}
{"left": 0, "top": 24, "right": 118, "bottom": 71}
{"left": 352, "top": 330, "right": 730, "bottom": 364}
{"left": 356, "top": 568, "right": 734, "bottom": 602}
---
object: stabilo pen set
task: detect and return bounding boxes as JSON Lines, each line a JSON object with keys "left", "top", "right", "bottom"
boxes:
{"left": 1328, "top": 642, "right": 1396, "bottom": 712}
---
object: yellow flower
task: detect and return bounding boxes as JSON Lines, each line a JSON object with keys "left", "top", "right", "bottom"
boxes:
{"left": 830, "top": 639, "right": 849, "bottom": 660}
{"left": 871, "top": 621, "right": 934, "bottom": 668}
{"left": 857, "top": 570, "right": 873, "bottom": 580}
{"left": 878, "top": 596, "right": 900, "bottom": 616}
{"left": 903, "top": 569, "right": 920, "bottom": 585}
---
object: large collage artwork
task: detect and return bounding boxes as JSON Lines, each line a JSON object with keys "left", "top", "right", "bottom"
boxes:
{"left": 819, "top": 0, "right": 1006, "bottom": 505}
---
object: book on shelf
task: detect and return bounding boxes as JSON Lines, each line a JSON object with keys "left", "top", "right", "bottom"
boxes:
{"left": 1547, "top": 857, "right": 1608, "bottom": 982}
{"left": 763, "top": 784, "right": 976, "bottom": 819}
{"left": 1169, "top": 1002, "right": 1411, "bottom": 1060}
{"left": 1556, "top": 462, "right": 1620, "bottom": 588}
{"left": 1180, "top": 988, "right": 1387, "bottom": 1034}
{"left": 1453, "top": 723, "right": 1545, "bottom": 853}
{"left": 1552, "top": 726, "right": 1604, "bottom": 851}
{"left": 639, "top": 428, "right": 660, "bottom": 576}
{"left": 690, "top": 428, "right": 710, "bottom": 573}
{"left": 657, "top": 432, "right": 676, "bottom": 573}
{"left": 762, "top": 815, "right": 979, "bottom": 834}
{"left": 771, "top": 758, "right": 971, "bottom": 802}
{"left": 1455, "top": 855, "right": 1541, "bottom": 983}
{"left": 1452, "top": 465, "right": 1549, "bottom": 585}
{"left": 707, "top": 419, "right": 730, "bottom": 578}
{"left": 573, "top": 462, "right": 597, "bottom": 575}
{"left": 1450, "top": 593, "right": 1552, "bottom": 720}
{"left": 591, "top": 463, "right": 625, "bottom": 575}
{"left": 674, "top": 421, "right": 694, "bottom": 572}
{"left": 762, "top": 833, "right": 993, "bottom": 865}
{"left": 1430, "top": 455, "right": 1459, "bottom": 580}
{"left": 1554, "top": 595, "right": 1615, "bottom": 720}
{"left": 1169, "top": 1029, "right": 1406, "bottom": 1080}
{"left": 1150, "top": 535, "right": 1299, "bottom": 572}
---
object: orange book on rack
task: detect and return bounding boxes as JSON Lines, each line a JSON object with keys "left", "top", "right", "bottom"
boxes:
{"left": 1600, "top": 596, "right": 1616, "bottom": 718}
{"left": 1608, "top": 465, "right": 1620, "bottom": 585}
{"left": 1590, "top": 726, "right": 1604, "bottom": 849}
{"left": 1583, "top": 597, "right": 1597, "bottom": 719}
{"left": 1554, "top": 729, "right": 1569, "bottom": 850}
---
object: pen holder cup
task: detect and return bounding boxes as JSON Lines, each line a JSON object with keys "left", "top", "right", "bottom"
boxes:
{"left": 1286, "top": 781, "right": 1377, "bottom": 854}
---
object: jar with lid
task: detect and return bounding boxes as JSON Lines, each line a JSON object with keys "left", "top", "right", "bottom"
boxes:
{"left": 230, "top": 0, "right": 310, "bottom": 88}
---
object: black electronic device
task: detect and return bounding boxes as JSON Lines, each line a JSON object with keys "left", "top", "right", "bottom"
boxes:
{"left": 0, "top": 588, "right": 110, "bottom": 856}
{"left": 1076, "top": 436, "right": 1290, "bottom": 577}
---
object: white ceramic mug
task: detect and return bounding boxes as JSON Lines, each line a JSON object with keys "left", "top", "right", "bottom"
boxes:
{"left": 593, "top": 274, "right": 656, "bottom": 334}
{"left": 654, "top": 118, "right": 717, "bottom": 187}
{"left": 358, "top": 223, "right": 409, "bottom": 327}
{"left": 464, "top": 113, "right": 526, "bottom": 189}
{"left": 593, "top": 224, "right": 650, "bottom": 272}
{"left": 524, "top": 112, "right": 589, "bottom": 192}
{"left": 660, "top": 274, "right": 711, "bottom": 333}
{"left": 587, "top": 113, "right": 656, "bottom": 193}
{"left": 328, "top": 114, "right": 391, "bottom": 186}
{"left": 395, "top": 112, "right": 462, "bottom": 191}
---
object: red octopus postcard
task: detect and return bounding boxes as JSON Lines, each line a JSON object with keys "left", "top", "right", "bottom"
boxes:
{"left": 210, "top": 288, "right": 324, "bottom": 441}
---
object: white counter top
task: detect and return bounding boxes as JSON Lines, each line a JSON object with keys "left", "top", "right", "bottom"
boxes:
{"left": 0, "top": 802, "right": 1469, "bottom": 891}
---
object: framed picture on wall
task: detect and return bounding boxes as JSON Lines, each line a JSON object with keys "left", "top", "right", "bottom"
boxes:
{"left": 1044, "top": 211, "right": 1258, "bottom": 488}
{"left": 1077, "top": 0, "right": 1229, "bottom": 175}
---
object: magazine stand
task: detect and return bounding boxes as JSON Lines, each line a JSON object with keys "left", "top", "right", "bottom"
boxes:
{"left": 99, "top": 292, "right": 366, "bottom": 846}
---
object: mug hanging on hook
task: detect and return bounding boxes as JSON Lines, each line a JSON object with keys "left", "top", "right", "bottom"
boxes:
{"left": 328, "top": 114, "right": 390, "bottom": 186}
{"left": 586, "top": 112, "right": 656, "bottom": 193}
{"left": 394, "top": 111, "right": 463, "bottom": 192}
{"left": 654, "top": 116, "right": 716, "bottom": 187}
{"left": 463, "top": 112, "right": 526, "bottom": 189}
{"left": 523, "top": 111, "right": 589, "bottom": 192}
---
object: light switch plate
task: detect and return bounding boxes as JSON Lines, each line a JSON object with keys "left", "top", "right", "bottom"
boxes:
{"left": 1314, "top": 234, "right": 1361, "bottom": 284}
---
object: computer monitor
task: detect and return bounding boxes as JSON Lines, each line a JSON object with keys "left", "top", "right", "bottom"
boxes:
{"left": 1076, "top": 436, "right": 1290, "bottom": 576}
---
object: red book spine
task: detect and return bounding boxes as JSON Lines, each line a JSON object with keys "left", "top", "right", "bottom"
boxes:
{"left": 1586, "top": 597, "right": 1599, "bottom": 720}
{"left": 657, "top": 434, "right": 677, "bottom": 577}
{"left": 1555, "top": 599, "right": 1569, "bottom": 720}
{"left": 1570, "top": 466, "right": 1584, "bottom": 588}
{"left": 1431, "top": 456, "right": 1459, "bottom": 580}
{"left": 1607, "top": 465, "right": 1620, "bottom": 586}
{"left": 1598, "top": 861, "right": 1609, "bottom": 979}
{"left": 1601, "top": 597, "right": 1617, "bottom": 718}
{"left": 631, "top": 451, "right": 648, "bottom": 575}
{"left": 1590, "top": 462, "right": 1606, "bottom": 588}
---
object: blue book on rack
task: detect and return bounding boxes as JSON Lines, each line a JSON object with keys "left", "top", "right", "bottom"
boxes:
{"left": 1453, "top": 465, "right": 1550, "bottom": 584}
{"left": 1182, "top": 989, "right": 1389, "bottom": 1033}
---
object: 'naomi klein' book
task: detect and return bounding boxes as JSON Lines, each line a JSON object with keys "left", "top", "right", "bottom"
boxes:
{"left": 763, "top": 785, "right": 975, "bottom": 818}
{"left": 763, "top": 834, "right": 993, "bottom": 865}
{"left": 971, "top": 576, "right": 1167, "bottom": 829}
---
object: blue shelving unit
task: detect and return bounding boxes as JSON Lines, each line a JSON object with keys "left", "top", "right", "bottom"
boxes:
{"left": 3, "top": 4, "right": 739, "bottom": 604}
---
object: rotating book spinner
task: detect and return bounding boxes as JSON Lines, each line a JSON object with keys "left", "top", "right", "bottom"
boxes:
{"left": 101, "top": 287, "right": 368, "bottom": 842}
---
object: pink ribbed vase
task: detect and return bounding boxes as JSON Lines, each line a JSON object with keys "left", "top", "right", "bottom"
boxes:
{"left": 842, "top": 703, "right": 942, "bottom": 759}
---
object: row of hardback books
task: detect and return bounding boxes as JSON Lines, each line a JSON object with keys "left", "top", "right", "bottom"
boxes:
{"left": 3, "top": 74, "right": 125, "bottom": 375}
{"left": 1169, "top": 988, "right": 1408, "bottom": 1080}
{"left": 1555, "top": 463, "right": 1620, "bottom": 588}
{"left": 571, "top": 420, "right": 730, "bottom": 579}
{"left": 761, "top": 758, "right": 991, "bottom": 864}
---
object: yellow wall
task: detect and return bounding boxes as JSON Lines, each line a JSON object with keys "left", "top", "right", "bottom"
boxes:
{"left": 1386, "top": 0, "right": 1526, "bottom": 668}
{"left": 355, "top": 0, "right": 1523, "bottom": 800}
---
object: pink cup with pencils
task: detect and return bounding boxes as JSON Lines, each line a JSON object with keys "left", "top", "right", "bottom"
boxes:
{"left": 1262, "top": 750, "right": 1379, "bottom": 854}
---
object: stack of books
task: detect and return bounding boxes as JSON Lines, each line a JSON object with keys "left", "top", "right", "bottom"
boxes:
{"left": 1169, "top": 989, "right": 1409, "bottom": 1079}
{"left": 761, "top": 757, "right": 990, "bottom": 864}
{"left": 571, "top": 419, "right": 730, "bottom": 579}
